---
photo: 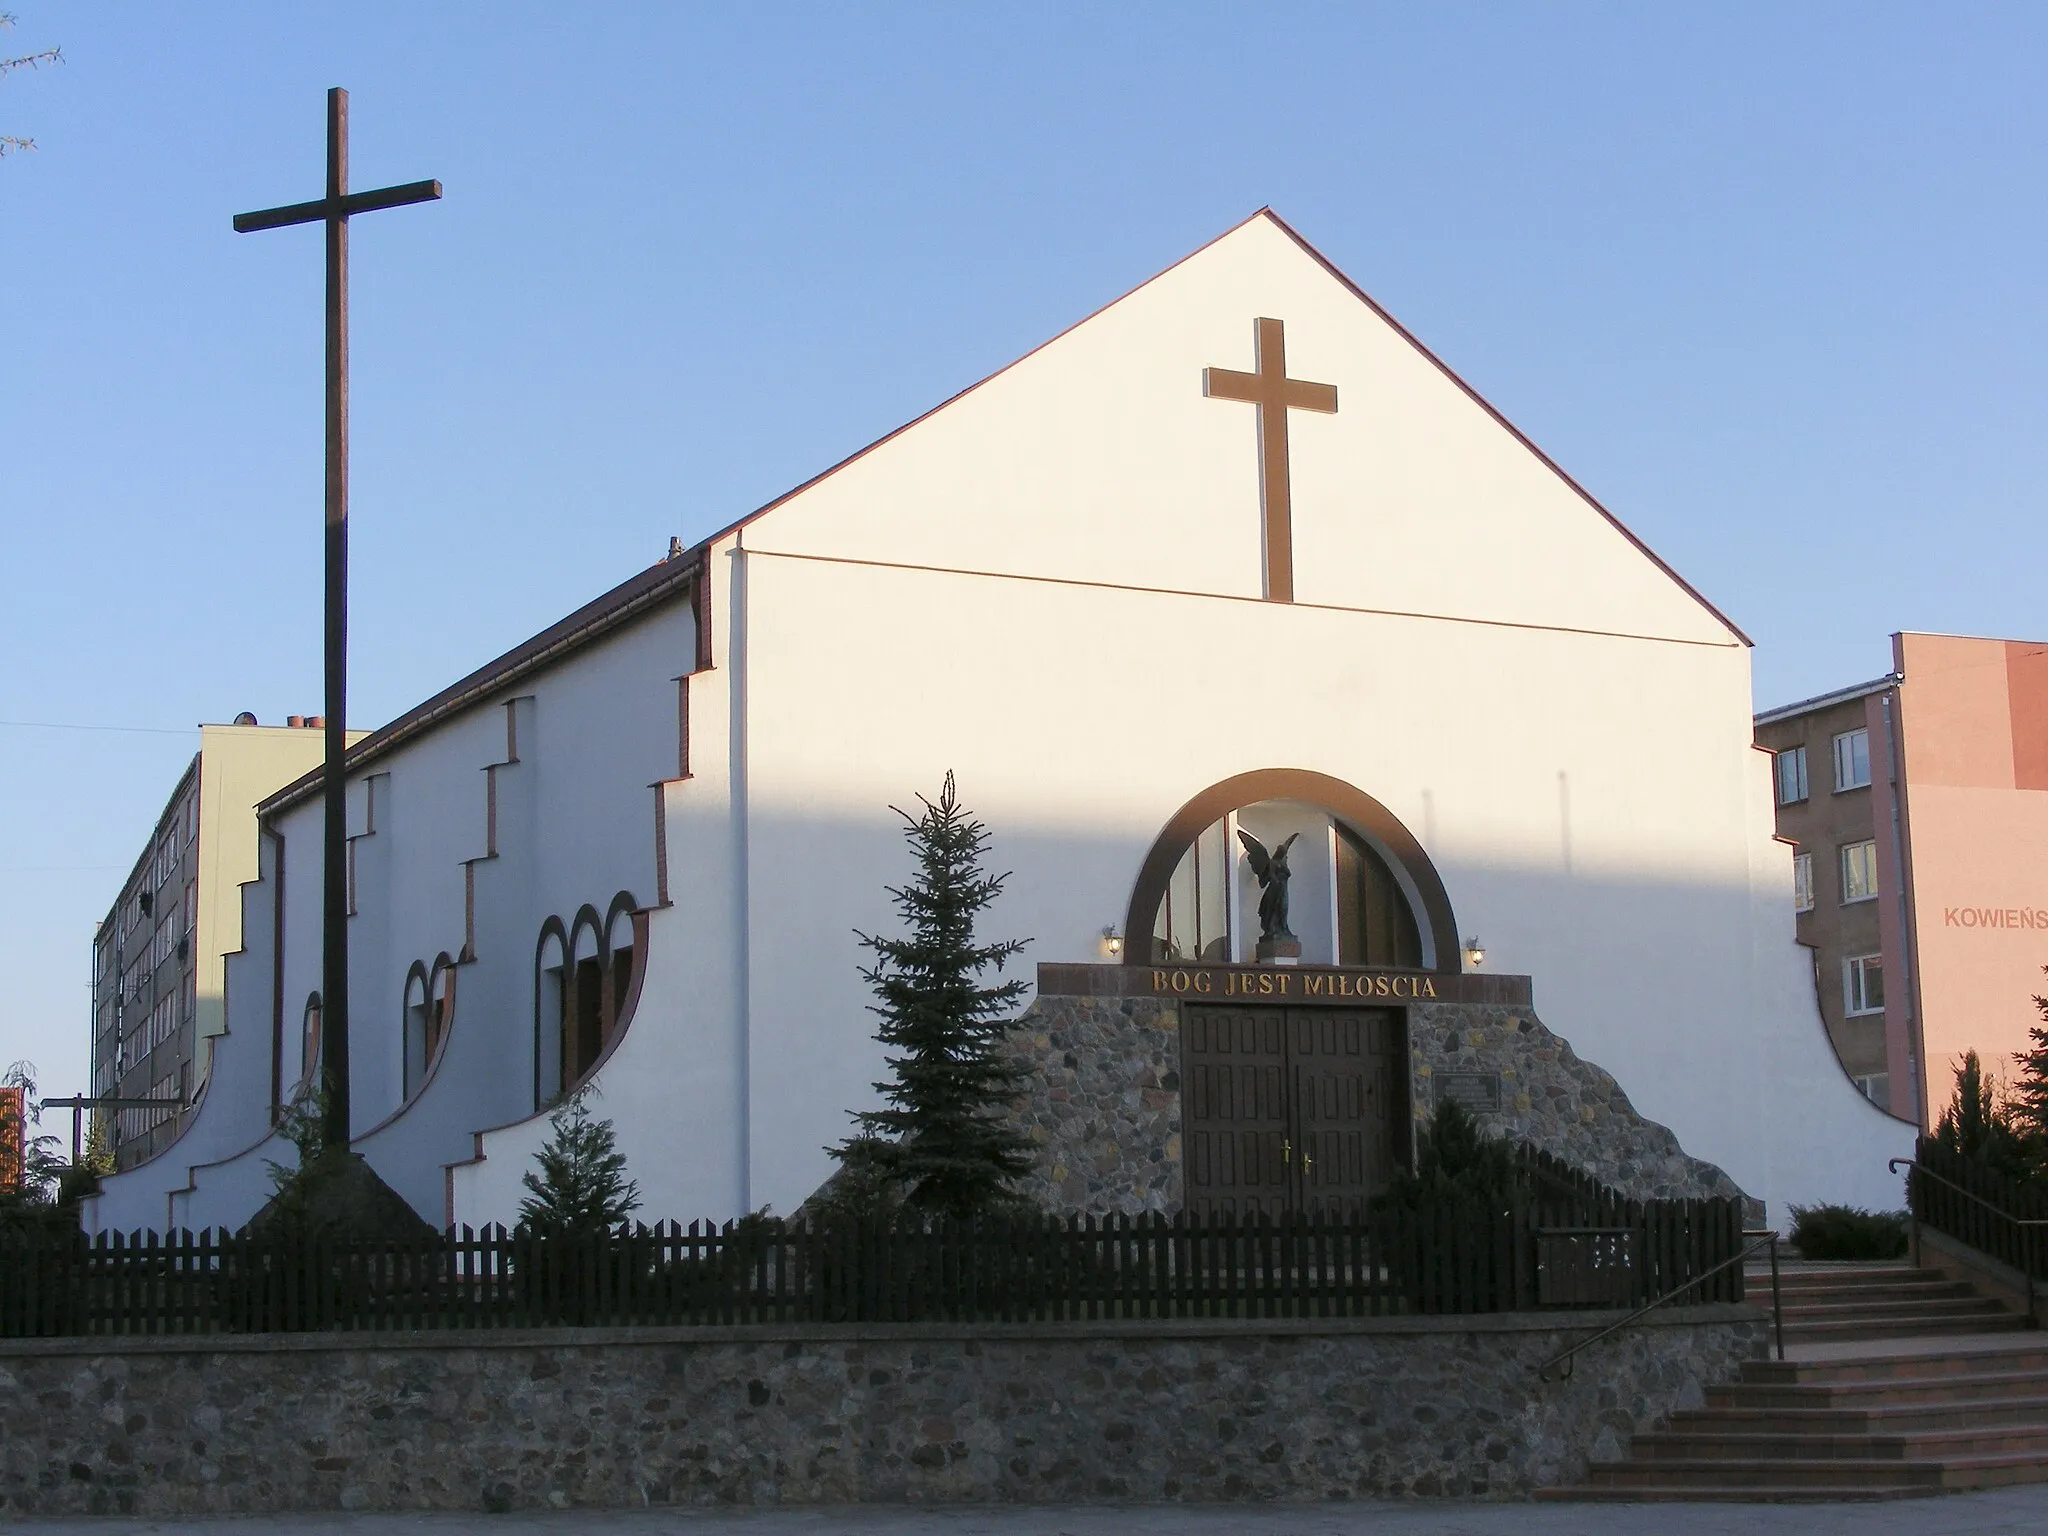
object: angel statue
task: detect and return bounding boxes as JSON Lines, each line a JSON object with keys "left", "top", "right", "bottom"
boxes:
{"left": 1237, "top": 828, "right": 1300, "bottom": 944}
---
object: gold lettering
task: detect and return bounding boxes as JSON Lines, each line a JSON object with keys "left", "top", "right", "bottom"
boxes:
{"left": 1423, "top": 978, "right": 1437, "bottom": 998}
{"left": 1277, "top": 973, "right": 1290, "bottom": 995}
{"left": 1392, "top": 976, "right": 1410, "bottom": 998}
{"left": 1194, "top": 971, "right": 1213, "bottom": 994}
{"left": 1260, "top": 973, "right": 1275, "bottom": 995}
{"left": 1304, "top": 974, "right": 1326, "bottom": 997}
{"left": 1375, "top": 975, "right": 1392, "bottom": 997}
{"left": 1170, "top": 970, "right": 1191, "bottom": 993}
{"left": 1152, "top": 970, "right": 1169, "bottom": 993}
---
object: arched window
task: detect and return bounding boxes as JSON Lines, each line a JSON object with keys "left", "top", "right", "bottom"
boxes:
{"left": 605, "top": 891, "right": 639, "bottom": 1034}
{"left": 534, "top": 922, "right": 568, "bottom": 1109}
{"left": 402, "top": 956, "right": 456, "bottom": 1100}
{"left": 399, "top": 958, "right": 456, "bottom": 1097}
{"left": 568, "top": 910, "right": 604, "bottom": 1087}
{"left": 402, "top": 964, "right": 430, "bottom": 1096}
{"left": 430, "top": 958, "right": 455, "bottom": 1064}
{"left": 300, "top": 991, "right": 322, "bottom": 1084}
{"left": 1130, "top": 771, "right": 1458, "bottom": 972}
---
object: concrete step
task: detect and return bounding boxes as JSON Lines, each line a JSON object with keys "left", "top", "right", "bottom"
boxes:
{"left": 1582, "top": 1450, "right": 2048, "bottom": 1491}
{"left": 1746, "top": 1264, "right": 1935, "bottom": 1287}
{"left": 1778, "top": 1314, "right": 2025, "bottom": 1344}
{"left": 1752, "top": 1269, "right": 1948, "bottom": 1288}
{"left": 1537, "top": 1483, "right": 1937, "bottom": 1502}
{"left": 1719, "top": 1370, "right": 2048, "bottom": 1412}
{"left": 1629, "top": 1424, "right": 2048, "bottom": 1461}
{"left": 1760, "top": 1280, "right": 1979, "bottom": 1306}
{"left": 1675, "top": 1394, "right": 2048, "bottom": 1435}
{"left": 1741, "top": 1346, "right": 2048, "bottom": 1387}
{"left": 1777, "top": 1302, "right": 1998, "bottom": 1327}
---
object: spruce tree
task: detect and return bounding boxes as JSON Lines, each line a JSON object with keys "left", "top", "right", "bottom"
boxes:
{"left": 832, "top": 771, "right": 1034, "bottom": 1220}
{"left": 517, "top": 1092, "right": 642, "bottom": 1238}
{"left": 1934, "top": 1050, "right": 2030, "bottom": 1182}
{"left": 2008, "top": 968, "right": 2048, "bottom": 1170}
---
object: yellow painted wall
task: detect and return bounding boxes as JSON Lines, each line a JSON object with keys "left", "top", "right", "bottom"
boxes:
{"left": 192, "top": 726, "right": 367, "bottom": 1078}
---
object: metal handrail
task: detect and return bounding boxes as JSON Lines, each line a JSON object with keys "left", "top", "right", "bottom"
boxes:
{"left": 1890, "top": 1157, "right": 2048, "bottom": 1229}
{"left": 1535, "top": 1229, "right": 1783, "bottom": 1382}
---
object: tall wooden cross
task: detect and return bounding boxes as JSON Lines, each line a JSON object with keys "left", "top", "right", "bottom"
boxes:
{"left": 1204, "top": 317, "right": 1338, "bottom": 603}
{"left": 234, "top": 88, "right": 440, "bottom": 1151}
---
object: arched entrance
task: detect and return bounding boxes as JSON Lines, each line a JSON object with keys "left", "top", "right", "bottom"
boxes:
{"left": 1121, "top": 771, "right": 1460, "bottom": 1219}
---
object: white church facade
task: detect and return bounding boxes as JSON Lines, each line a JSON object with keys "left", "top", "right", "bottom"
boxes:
{"left": 85, "top": 210, "right": 1912, "bottom": 1237}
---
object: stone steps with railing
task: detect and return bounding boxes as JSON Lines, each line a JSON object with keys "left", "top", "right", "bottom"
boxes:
{"left": 1539, "top": 1269, "right": 2046, "bottom": 1501}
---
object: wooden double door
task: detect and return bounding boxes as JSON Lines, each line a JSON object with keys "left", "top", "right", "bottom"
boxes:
{"left": 1182, "top": 1004, "right": 1408, "bottom": 1220}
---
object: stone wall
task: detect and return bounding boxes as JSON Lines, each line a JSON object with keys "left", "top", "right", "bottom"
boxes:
{"left": 0, "top": 1308, "right": 1764, "bottom": 1516}
{"left": 1002, "top": 986, "right": 1745, "bottom": 1216}
{"left": 1406, "top": 1000, "right": 1745, "bottom": 1205}
{"left": 1002, "top": 992, "right": 1185, "bottom": 1216}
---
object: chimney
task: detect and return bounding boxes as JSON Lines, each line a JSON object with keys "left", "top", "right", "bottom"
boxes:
{"left": 286, "top": 715, "right": 305, "bottom": 728}
{"left": 306, "top": 715, "right": 326, "bottom": 729}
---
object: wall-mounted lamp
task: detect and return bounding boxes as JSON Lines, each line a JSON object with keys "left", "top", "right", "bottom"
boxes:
{"left": 1101, "top": 926, "right": 1124, "bottom": 959}
{"left": 1463, "top": 936, "right": 1486, "bottom": 970}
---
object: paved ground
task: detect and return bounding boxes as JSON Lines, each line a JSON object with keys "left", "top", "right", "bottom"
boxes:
{"left": 16, "top": 1487, "right": 2048, "bottom": 1536}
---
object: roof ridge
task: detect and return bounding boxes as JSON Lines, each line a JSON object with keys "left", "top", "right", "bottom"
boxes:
{"left": 1256, "top": 208, "right": 1751, "bottom": 647}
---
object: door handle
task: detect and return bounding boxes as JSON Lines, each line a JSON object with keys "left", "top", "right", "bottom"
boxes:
{"left": 1281, "top": 1138, "right": 1292, "bottom": 1164}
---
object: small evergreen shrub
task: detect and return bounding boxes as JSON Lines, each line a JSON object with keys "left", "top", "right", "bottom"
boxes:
{"left": 517, "top": 1091, "right": 642, "bottom": 1239}
{"left": 1371, "top": 1098, "right": 1528, "bottom": 1215}
{"left": 1788, "top": 1203, "right": 1908, "bottom": 1260}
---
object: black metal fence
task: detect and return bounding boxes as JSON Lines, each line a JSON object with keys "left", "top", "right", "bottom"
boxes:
{"left": 0, "top": 1199, "right": 1746, "bottom": 1338}
{"left": 1906, "top": 1138, "right": 2048, "bottom": 1282}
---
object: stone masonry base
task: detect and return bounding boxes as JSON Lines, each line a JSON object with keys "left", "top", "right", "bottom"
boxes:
{"left": 1003, "top": 990, "right": 1748, "bottom": 1218}
{"left": 0, "top": 1308, "right": 1764, "bottom": 1516}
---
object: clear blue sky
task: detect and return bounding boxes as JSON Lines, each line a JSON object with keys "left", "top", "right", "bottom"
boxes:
{"left": 4, "top": 3, "right": 2044, "bottom": 1094}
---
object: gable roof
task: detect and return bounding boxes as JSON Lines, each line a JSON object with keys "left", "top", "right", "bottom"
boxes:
{"left": 259, "top": 548, "right": 703, "bottom": 815}
{"left": 704, "top": 207, "right": 1751, "bottom": 645}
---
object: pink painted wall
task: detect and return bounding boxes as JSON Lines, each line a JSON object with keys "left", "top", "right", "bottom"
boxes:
{"left": 1895, "top": 632, "right": 2048, "bottom": 1125}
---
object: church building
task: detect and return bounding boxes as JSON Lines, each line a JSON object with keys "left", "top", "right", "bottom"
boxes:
{"left": 85, "top": 210, "right": 1912, "bottom": 1237}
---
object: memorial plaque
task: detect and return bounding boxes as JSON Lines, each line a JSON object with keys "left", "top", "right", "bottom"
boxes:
{"left": 1437, "top": 1071, "right": 1502, "bottom": 1113}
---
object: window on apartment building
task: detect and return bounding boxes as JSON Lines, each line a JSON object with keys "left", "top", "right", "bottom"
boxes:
{"left": 1840, "top": 840, "right": 1879, "bottom": 903}
{"left": 1833, "top": 728, "right": 1871, "bottom": 791}
{"left": 1793, "top": 852, "right": 1814, "bottom": 913}
{"left": 151, "top": 995, "right": 175, "bottom": 1049}
{"left": 1855, "top": 1073, "right": 1890, "bottom": 1107}
{"left": 1845, "top": 953, "right": 1885, "bottom": 1016}
{"left": 1774, "top": 746, "right": 1809, "bottom": 805}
